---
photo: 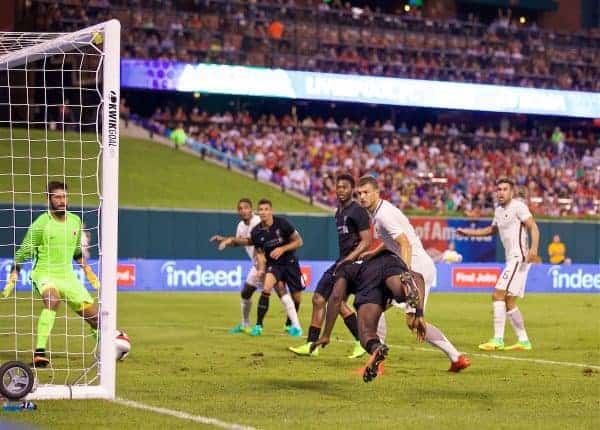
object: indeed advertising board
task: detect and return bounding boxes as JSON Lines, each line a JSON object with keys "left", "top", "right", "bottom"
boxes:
{"left": 1, "top": 259, "right": 598, "bottom": 294}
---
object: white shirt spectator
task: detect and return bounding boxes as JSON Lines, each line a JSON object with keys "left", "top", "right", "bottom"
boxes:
{"left": 289, "top": 168, "right": 309, "bottom": 193}
{"left": 257, "top": 167, "right": 272, "bottom": 182}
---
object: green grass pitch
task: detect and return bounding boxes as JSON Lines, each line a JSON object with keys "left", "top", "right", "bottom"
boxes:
{"left": 1, "top": 292, "right": 598, "bottom": 429}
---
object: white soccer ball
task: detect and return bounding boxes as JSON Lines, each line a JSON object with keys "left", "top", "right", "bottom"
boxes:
{"left": 115, "top": 330, "right": 131, "bottom": 361}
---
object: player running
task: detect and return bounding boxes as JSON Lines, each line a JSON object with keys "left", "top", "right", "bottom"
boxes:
{"left": 210, "top": 198, "right": 262, "bottom": 334}
{"left": 311, "top": 251, "right": 426, "bottom": 382}
{"left": 289, "top": 173, "right": 371, "bottom": 358}
{"left": 457, "top": 178, "right": 539, "bottom": 351}
{"left": 2, "top": 182, "right": 101, "bottom": 368}
{"left": 356, "top": 175, "right": 470, "bottom": 372}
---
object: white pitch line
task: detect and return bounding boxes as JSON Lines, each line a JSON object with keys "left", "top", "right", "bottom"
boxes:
{"left": 113, "top": 397, "right": 258, "bottom": 430}
{"left": 208, "top": 326, "right": 600, "bottom": 371}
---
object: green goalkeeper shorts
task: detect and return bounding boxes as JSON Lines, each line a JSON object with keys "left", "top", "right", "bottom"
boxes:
{"left": 31, "top": 273, "right": 95, "bottom": 312}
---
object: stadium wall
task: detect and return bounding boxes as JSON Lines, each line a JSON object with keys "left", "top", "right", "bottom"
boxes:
{"left": 1, "top": 206, "right": 598, "bottom": 263}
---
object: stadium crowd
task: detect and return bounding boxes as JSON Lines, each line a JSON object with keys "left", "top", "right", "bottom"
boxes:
{"left": 144, "top": 107, "right": 600, "bottom": 217}
{"left": 29, "top": 0, "right": 600, "bottom": 91}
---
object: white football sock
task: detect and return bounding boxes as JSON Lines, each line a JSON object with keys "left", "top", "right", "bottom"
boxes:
{"left": 493, "top": 301, "right": 507, "bottom": 340}
{"left": 507, "top": 307, "right": 529, "bottom": 342}
{"left": 241, "top": 298, "right": 252, "bottom": 327}
{"left": 426, "top": 323, "right": 460, "bottom": 362}
{"left": 280, "top": 294, "right": 300, "bottom": 329}
{"left": 376, "top": 313, "right": 387, "bottom": 343}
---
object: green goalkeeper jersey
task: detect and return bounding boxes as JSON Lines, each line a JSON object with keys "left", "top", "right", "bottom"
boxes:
{"left": 14, "top": 211, "right": 82, "bottom": 277}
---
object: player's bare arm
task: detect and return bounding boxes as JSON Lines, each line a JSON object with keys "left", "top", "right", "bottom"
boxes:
{"left": 523, "top": 216, "right": 540, "bottom": 262}
{"left": 394, "top": 233, "right": 412, "bottom": 269}
{"left": 359, "top": 242, "right": 385, "bottom": 260}
{"left": 211, "top": 235, "right": 252, "bottom": 250}
{"left": 270, "top": 231, "right": 303, "bottom": 260}
{"left": 336, "top": 229, "right": 371, "bottom": 268}
{"left": 456, "top": 225, "right": 498, "bottom": 237}
{"left": 254, "top": 249, "right": 267, "bottom": 276}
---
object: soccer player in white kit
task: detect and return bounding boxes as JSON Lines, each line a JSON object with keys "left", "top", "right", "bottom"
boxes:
{"left": 357, "top": 176, "right": 471, "bottom": 372}
{"left": 457, "top": 178, "right": 540, "bottom": 351}
{"left": 210, "top": 198, "right": 263, "bottom": 333}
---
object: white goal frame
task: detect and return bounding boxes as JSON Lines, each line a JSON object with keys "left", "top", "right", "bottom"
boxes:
{"left": 0, "top": 19, "right": 120, "bottom": 400}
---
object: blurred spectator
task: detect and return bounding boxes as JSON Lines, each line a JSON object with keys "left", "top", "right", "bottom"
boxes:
{"left": 170, "top": 123, "right": 187, "bottom": 150}
{"left": 551, "top": 127, "right": 565, "bottom": 154}
{"left": 26, "top": 0, "right": 600, "bottom": 92}
{"left": 267, "top": 20, "right": 284, "bottom": 39}
{"left": 145, "top": 107, "right": 600, "bottom": 217}
{"left": 548, "top": 234, "right": 571, "bottom": 264}
{"left": 442, "top": 242, "right": 463, "bottom": 263}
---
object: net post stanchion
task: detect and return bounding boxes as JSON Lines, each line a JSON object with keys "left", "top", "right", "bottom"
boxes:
{"left": 98, "top": 19, "right": 120, "bottom": 401}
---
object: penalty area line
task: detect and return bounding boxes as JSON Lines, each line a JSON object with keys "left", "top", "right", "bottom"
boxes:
{"left": 113, "top": 397, "right": 258, "bottom": 430}
{"left": 208, "top": 326, "right": 600, "bottom": 371}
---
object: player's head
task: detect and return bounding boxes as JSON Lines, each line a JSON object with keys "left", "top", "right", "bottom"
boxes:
{"left": 336, "top": 173, "right": 355, "bottom": 204}
{"left": 552, "top": 234, "right": 561, "bottom": 243}
{"left": 48, "top": 181, "right": 67, "bottom": 214}
{"left": 237, "top": 198, "right": 253, "bottom": 221}
{"left": 357, "top": 175, "right": 380, "bottom": 211}
{"left": 257, "top": 198, "right": 273, "bottom": 223}
{"left": 495, "top": 178, "right": 514, "bottom": 206}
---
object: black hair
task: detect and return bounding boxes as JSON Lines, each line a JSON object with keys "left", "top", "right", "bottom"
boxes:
{"left": 336, "top": 173, "right": 355, "bottom": 188}
{"left": 48, "top": 181, "right": 67, "bottom": 195}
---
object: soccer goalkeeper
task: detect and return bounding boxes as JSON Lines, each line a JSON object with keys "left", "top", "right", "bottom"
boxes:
{"left": 2, "top": 182, "right": 101, "bottom": 368}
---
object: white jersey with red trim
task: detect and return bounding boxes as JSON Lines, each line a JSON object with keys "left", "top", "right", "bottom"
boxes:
{"left": 236, "top": 214, "right": 261, "bottom": 260}
{"left": 492, "top": 199, "right": 532, "bottom": 262}
{"left": 371, "top": 199, "right": 431, "bottom": 265}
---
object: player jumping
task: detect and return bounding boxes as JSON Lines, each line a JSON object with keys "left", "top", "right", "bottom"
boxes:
{"left": 2, "top": 182, "right": 101, "bottom": 368}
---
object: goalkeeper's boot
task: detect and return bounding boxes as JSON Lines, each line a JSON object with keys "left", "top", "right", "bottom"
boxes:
{"left": 32, "top": 349, "right": 50, "bottom": 368}
{"left": 363, "top": 343, "right": 388, "bottom": 383}
{"left": 348, "top": 340, "right": 367, "bottom": 359}
{"left": 287, "top": 326, "right": 303, "bottom": 337}
{"left": 289, "top": 342, "right": 319, "bottom": 357}
{"left": 248, "top": 324, "right": 263, "bottom": 336}
{"left": 504, "top": 340, "right": 532, "bottom": 351}
{"left": 229, "top": 324, "right": 250, "bottom": 334}
{"left": 478, "top": 338, "right": 505, "bottom": 351}
{"left": 448, "top": 354, "right": 471, "bottom": 373}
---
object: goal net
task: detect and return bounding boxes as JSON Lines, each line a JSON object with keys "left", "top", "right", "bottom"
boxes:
{"left": 0, "top": 20, "right": 120, "bottom": 400}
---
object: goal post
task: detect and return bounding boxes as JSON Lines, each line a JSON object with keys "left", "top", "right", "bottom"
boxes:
{"left": 0, "top": 20, "right": 120, "bottom": 400}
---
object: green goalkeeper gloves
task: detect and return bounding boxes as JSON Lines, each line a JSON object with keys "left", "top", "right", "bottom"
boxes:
{"left": 2, "top": 270, "right": 18, "bottom": 298}
{"left": 83, "top": 266, "right": 100, "bottom": 290}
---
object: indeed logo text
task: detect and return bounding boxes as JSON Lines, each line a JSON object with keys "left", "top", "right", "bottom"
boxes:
{"left": 548, "top": 267, "right": 600, "bottom": 290}
{"left": 160, "top": 261, "right": 242, "bottom": 288}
